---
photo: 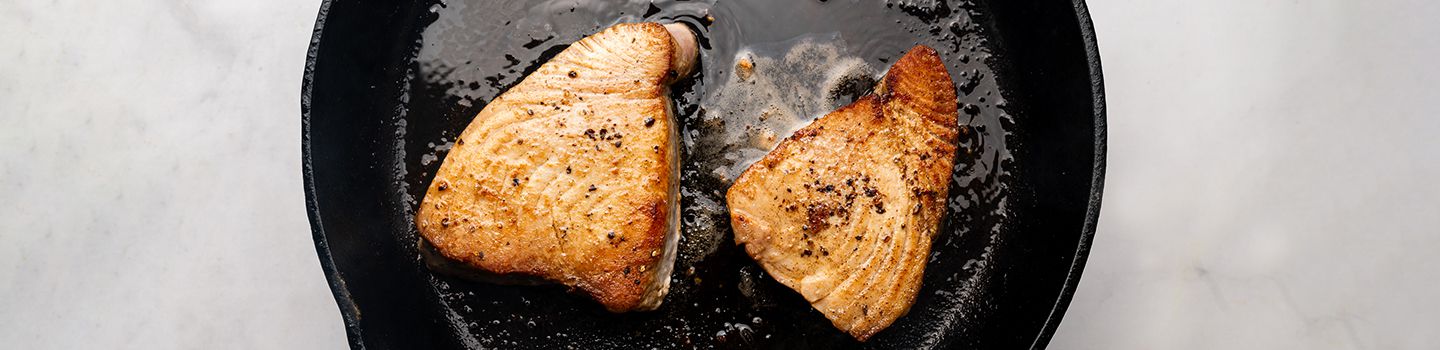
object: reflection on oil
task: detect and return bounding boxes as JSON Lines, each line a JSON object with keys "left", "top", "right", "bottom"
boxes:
{"left": 396, "top": 0, "right": 1015, "bottom": 347}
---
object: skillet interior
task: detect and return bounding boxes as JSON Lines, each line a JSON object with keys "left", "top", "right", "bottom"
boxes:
{"left": 302, "top": 0, "right": 1104, "bottom": 348}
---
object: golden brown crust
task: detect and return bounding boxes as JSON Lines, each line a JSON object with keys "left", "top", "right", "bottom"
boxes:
{"left": 415, "top": 22, "right": 690, "bottom": 312}
{"left": 726, "top": 45, "right": 959, "bottom": 340}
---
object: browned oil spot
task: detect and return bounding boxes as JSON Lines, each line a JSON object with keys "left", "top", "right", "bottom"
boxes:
{"left": 735, "top": 56, "right": 754, "bottom": 81}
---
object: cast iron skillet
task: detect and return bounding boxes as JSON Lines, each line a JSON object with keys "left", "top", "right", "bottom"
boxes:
{"left": 302, "top": 0, "right": 1104, "bottom": 348}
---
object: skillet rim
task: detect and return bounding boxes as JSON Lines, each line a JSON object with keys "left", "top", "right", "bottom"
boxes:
{"left": 299, "top": 1, "right": 1106, "bottom": 348}
{"left": 1024, "top": 0, "right": 1105, "bottom": 348}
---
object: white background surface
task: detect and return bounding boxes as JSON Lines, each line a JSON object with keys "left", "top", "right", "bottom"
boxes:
{"left": 2, "top": 0, "right": 1437, "bottom": 348}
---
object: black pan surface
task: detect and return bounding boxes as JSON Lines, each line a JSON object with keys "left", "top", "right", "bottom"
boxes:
{"left": 302, "top": 0, "right": 1104, "bottom": 348}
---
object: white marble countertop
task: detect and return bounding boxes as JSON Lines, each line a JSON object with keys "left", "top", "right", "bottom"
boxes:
{"left": 2, "top": 0, "right": 1436, "bottom": 348}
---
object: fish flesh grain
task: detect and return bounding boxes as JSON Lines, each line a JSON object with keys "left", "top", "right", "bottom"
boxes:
{"left": 416, "top": 22, "right": 698, "bottom": 312}
{"left": 726, "top": 45, "right": 959, "bottom": 340}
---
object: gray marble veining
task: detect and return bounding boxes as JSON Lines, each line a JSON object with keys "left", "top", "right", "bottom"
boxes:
{"left": 1051, "top": 0, "right": 1440, "bottom": 348}
{"left": 1, "top": 0, "right": 1437, "bottom": 349}
{"left": 0, "top": 0, "right": 343, "bottom": 348}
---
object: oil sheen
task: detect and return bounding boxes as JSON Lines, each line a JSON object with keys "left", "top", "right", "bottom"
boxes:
{"left": 399, "top": 0, "right": 1014, "bottom": 348}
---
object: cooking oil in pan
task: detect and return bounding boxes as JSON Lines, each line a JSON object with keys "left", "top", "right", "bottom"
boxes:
{"left": 399, "top": 0, "right": 1014, "bottom": 347}
{"left": 680, "top": 34, "right": 879, "bottom": 265}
